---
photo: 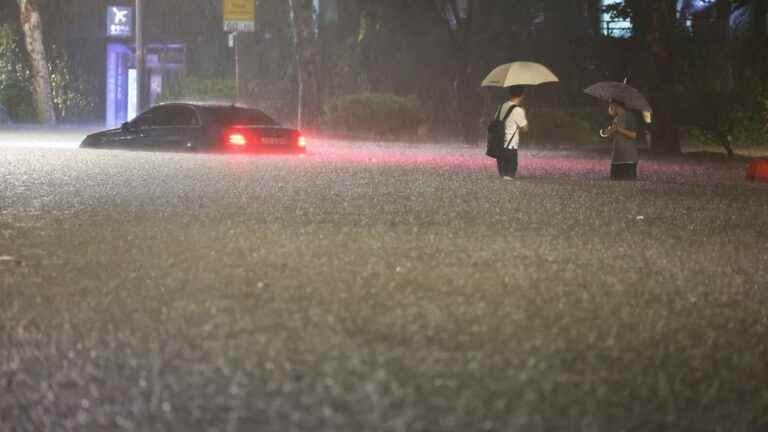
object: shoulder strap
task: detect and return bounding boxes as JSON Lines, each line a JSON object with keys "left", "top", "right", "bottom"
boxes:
{"left": 503, "top": 105, "right": 520, "bottom": 148}
{"left": 502, "top": 104, "right": 517, "bottom": 122}
{"left": 495, "top": 104, "right": 517, "bottom": 122}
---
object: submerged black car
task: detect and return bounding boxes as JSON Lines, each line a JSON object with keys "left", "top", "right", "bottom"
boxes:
{"left": 80, "top": 103, "right": 306, "bottom": 153}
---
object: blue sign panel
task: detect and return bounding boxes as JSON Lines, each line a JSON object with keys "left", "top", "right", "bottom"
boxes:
{"left": 106, "top": 42, "right": 131, "bottom": 126}
{"left": 107, "top": 6, "right": 133, "bottom": 38}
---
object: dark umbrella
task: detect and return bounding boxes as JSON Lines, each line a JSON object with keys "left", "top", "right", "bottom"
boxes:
{"left": 584, "top": 82, "right": 652, "bottom": 113}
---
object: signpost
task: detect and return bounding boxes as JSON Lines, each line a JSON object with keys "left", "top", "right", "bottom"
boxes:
{"left": 135, "top": 0, "right": 145, "bottom": 113}
{"left": 107, "top": 6, "right": 133, "bottom": 38}
{"left": 223, "top": 0, "right": 255, "bottom": 32}
{"left": 223, "top": 0, "right": 255, "bottom": 103}
{"left": 106, "top": 6, "right": 134, "bottom": 126}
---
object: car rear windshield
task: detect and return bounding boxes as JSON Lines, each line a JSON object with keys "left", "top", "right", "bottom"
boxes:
{"left": 209, "top": 107, "right": 279, "bottom": 127}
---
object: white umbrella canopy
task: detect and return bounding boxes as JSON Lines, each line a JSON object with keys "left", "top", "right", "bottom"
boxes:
{"left": 481, "top": 62, "right": 559, "bottom": 87}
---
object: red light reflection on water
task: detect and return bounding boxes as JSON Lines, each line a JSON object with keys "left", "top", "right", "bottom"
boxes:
{"left": 306, "top": 141, "right": 748, "bottom": 185}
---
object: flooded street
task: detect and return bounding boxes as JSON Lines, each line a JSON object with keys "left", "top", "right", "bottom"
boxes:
{"left": 2, "top": 139, "right": 767, "bottom": 431}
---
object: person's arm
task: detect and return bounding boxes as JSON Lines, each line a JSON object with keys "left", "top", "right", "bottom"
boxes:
{"left": 608, "top": 125, "right": 637, "bottom": 140}
{"left": 512, "top": 107, "right": 529, "bottom": 133}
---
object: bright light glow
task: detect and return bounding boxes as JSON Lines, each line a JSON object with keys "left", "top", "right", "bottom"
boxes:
{"left": 0, "top": 128, "right": 95, "bottom": 149}
{"left": 228, "top": 133, "right": 247, "bottom": 146}
{"left": 601, "top": 0, "right": 632, "bottom": 38}
{"left": 298, "top": 135, "right": 307, "bottom": 148}
{"left": 691, "top": 0, "right": 715, "bottom": 11}
{"left": 106, "top": 42, "right": 132, "bottom": 127}
{"left": 127, "top": 69, "right": 137, "bottom": 121}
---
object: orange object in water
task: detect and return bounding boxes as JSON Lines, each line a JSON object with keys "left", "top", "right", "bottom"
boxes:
{"left": 746, "top": 159, "right": 768, "bottom": 183}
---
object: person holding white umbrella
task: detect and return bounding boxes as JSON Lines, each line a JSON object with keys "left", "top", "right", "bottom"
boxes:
{"left": 482, "top": 62, "right": 558, "bottom": 179}
{"left": 493, "top": 85, "right": 529, "bottom": 179}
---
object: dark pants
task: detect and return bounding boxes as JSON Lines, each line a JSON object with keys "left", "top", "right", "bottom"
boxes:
{"left": 611, "top": 163, "right": 638, "bottom": 181}
{"left": 496, "top": 148, "right": 518, "bottom": 177}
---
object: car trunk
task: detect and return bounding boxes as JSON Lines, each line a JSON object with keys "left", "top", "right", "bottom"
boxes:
{"left": 224, "top": 126, "right": 301, "bottom": 150}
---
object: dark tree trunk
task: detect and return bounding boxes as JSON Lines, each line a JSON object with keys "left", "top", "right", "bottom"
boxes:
{"left": 317, "top": 0, "right": 360, "bottom": 108}
{"left": 288, "top": 0, "right": 320, "bottom": 129}
{"left": 456, "top": 57, "right": 478, "bottom": 144}
{"left": 337, "top": 0, "right": 362, "bottom": 39}
{"left": 714, "top": 0, "right": 736, "bottom": 158}
{"left": 435, "top": 0, "right": 481, "bottom": 145}
{"left": 630, "top": 0, "right": 681, "bottom": 154}
{"left": 542, "top": 0, "right": 594, "bottom": 101}
{"left": 715, "top": 0, "right": 732, "bottom": 40}
{"left": 754, "top": 0, "right": 766, "bottom": 37}
{"left": 716, "top": 129, "right": 735, "bottom": 158}
{"left": 17, "top": 0, "right": 55, "bottom": 124}
{"left": 677, "top": 0, "right": 694, "bottom": 26}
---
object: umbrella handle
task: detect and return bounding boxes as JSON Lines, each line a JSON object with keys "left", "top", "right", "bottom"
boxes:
{"left": 599, "top": 128, "right": 610, "bottom": 138}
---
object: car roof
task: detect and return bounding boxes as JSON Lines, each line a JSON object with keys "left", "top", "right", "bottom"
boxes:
{"left": 151, "top": 102, "right": 276, "bottom": 118}
{"left": 153, "top": 102, "right": 256, "bottom": 110}
{"left": 149, "top": 103, "right": 280, "bottom": 127}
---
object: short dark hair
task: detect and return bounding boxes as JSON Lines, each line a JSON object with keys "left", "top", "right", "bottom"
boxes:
{"left": 508, "top": 85, "right": 526, "bottom": 98}
{"left": 610, "top": 99, "right": 626, "bottom": 109}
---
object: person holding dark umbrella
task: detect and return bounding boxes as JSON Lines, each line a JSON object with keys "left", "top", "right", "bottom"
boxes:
{"left": 585, "top": 81, "right": 652, "bottom": 181}
{"left": 604, "top": 99, "right": 640, "bottom": 180}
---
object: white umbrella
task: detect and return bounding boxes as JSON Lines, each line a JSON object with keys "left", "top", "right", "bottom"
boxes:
{"left": 481, "top": 62, "right": 559, "bottom": 87}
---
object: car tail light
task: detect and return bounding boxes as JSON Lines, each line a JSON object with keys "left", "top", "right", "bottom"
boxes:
{"left": 297, "top": 134, "right": 306, "bottom": 148}
{"left": 228, "top": 132, "right": 247, "bottom": 146}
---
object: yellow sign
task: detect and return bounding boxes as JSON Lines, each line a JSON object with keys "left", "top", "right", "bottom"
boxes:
{"left": 223, "top": 0, "right": 255, "bottom": 32}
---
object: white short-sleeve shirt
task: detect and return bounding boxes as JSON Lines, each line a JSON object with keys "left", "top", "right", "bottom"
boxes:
{"left": 500, "top": 101, "right": 528, "bottom": 150}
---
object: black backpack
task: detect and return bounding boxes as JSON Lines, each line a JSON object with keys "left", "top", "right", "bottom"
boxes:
{"left": 486, "top": 104, "right": 517, "bottom": 159}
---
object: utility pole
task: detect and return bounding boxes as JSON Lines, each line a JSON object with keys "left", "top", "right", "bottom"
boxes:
{"left": 288, "top": 0, "right": 303, "bottom": 129}
{"left": 234, "top": 32, "right": 240, "bottom": 104}
{"left": 135, "top": 0, "right": 145, "bottom": 112}
{"left": 228, "top": 32, "right": 240, "bottom": 104}
{"left": 223, "top": 0, "right": 255, "bottom": 106}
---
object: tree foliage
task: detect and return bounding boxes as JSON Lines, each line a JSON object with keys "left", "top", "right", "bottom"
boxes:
{"left": 602, "top": 0, "right": 767, "bottom": 154}
{"left": 321, "top": 92, "right": 424, "bottom": 138}
{"left": 0, "top": 23, "right": 34, "bottom": 121}
{"left": 1, "top": 0, "right": 765, "bottom": 151}
{"left": 0, "top": 19, "right": 93, "bottom": 122}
